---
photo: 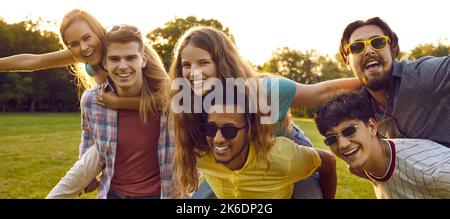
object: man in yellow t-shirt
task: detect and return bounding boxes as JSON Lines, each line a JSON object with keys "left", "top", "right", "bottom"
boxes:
{"left": 175, "top": 84, "right": 337, "bottom": 199}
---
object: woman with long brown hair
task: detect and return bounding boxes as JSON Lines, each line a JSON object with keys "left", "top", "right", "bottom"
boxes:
{"left": 170, "top": 26, "right": 360, "bottom": 198}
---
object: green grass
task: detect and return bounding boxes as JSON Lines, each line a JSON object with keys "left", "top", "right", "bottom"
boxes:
{"left": 0, "top": 113, "right": 374, "bottom": 199}
{"left": 0, "top": 113, "right": 96, "bottom": 199}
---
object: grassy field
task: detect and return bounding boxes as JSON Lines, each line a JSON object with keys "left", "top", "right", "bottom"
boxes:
{"left": 0, "top": 113, "right": 375, "bottom": 199}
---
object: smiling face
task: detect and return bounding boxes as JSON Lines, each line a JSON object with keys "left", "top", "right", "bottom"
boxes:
{"left": 326, "top": 119, "right": 377, "bottom": 170}
{"left": 63, "top": 19, "right": 102, "bottom": 65}
{"left": 346, "top": 25, "right": 394, "bottom": 91}
{"left": 181, "top": 43, "right": 218, "bottom": 96}
{"left": 104, "top": 41, "right": 146, "bottom": 97}
{"left": 206, "top": 104, "right": 250, "bottom": 170}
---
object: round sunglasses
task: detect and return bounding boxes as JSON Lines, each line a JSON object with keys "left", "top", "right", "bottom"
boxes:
{"left": 198, "top": 123, "right": 247, "bottom": 139}
{"left": 345, "top": 36, "right": 390, "bottom": 55}
{"left": 324, "top": 123, "right": 359, "bottom": 146}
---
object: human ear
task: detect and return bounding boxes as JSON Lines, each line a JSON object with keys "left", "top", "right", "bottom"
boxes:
{"left": 141, "top": 53, "right": 147, "bottom": 69}
{"left": 367, "top": 118, "right": 378, "bottom": 136}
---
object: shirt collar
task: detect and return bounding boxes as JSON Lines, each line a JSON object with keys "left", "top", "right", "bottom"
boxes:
{"left": 391, "top": 60, "right": 403, "bottom": 78}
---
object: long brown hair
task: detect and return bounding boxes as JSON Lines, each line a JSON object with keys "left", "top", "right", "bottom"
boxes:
{"left": 104, "top": 25, "right": 170, "bottom": 122}
{"left": 170, "top": 26, "right": 274, "bottom": 196}
{"left": 59, "top": 9, "right": 105, "bottom": 93}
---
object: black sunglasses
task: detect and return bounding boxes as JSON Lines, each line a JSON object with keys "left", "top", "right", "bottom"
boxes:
{"left": 198, "top": 123, "right": 247, "bottom": 139}
{"left": 345, "top": 36, "right": 390, "bottom": 55}
{"left": 324, "top": 124, "right": 359, "bottom": 146}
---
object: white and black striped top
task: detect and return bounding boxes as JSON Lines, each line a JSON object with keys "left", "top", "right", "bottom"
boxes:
{"left": 368, "top": 139, "right": 450, "bottom": 199}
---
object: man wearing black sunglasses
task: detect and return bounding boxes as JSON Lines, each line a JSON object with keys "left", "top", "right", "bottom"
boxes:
{"left": 315, "top": 91, "right": 450, "bottom": 198}
{"left": 173, "top": 86, "right": 337, "bottom": 199}
{"left": 339, "top": 17, "right": 450, "bottom": 148}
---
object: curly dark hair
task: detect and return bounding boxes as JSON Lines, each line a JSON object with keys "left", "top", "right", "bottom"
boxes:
{"left": 315, "top": 91, "right": 374, "bottom": 136}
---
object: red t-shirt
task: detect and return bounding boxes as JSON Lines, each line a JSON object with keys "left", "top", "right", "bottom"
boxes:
{"left": 110, "top": 110, "right": 161, "bottom": 197}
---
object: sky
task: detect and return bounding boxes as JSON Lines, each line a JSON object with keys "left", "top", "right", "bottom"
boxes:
{"left": 1, "top": 0, "right": 449, "bottom": 65}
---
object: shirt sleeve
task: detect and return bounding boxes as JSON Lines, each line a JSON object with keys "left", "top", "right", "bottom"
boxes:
{"left": 283, "top": 138, "right": 322, "bottom": 183}
{"left": 431, "top": 141, "right": 450, "bottom": 197}
{"left": 46, "top": 145, "right": 102, "bottom": 199}
{"left": 433, "top": 169, "right": 450, "bottom": 198}
{"left": 79, "top": 89, "right": 96, "bottom": 157}
{"left": 408, "top": 56, "right": 450, "bottom": 95}
{"left": 261, "top": 76, "right": 297, "bottom": 122}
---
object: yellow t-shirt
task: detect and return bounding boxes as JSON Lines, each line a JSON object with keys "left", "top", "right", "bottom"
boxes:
{"left": 196, "top": 136, "right": 322, "bottom": 199}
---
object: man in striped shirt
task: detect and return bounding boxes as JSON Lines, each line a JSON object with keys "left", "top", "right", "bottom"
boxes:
{"left": 315, "top": 92, "right": 450, "bottom": 198}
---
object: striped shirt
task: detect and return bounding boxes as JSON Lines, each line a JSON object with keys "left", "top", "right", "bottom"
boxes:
{"left": 368, "top": 139, "right": 450, "bottom": 199}
{"left": 79, "top": 83, "right": 175, "bottom": 199}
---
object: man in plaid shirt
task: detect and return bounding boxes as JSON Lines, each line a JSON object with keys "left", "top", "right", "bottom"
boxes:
{"left": 47, "top": 25, "right": 175, "bottom": 199}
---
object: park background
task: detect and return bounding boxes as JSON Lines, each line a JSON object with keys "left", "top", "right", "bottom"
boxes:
{"left": 0, "top": 0, "right": 449, "bottom": 198}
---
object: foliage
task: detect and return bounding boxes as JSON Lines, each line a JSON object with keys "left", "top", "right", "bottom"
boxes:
{"left": 408, "top": 40, "right": 450, "bottom": 60}
{"left": 0, "top": 18, "right": 78, "bottom": 112}
{"left": 261, "top": 47, "right": 319, "bottom": 84}
{"left": 146, "top": 16, "right": 233, "bottom": 71}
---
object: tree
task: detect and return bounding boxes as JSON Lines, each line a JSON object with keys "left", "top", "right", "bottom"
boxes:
{"left": 0, "top": 18, "right": 78, "bottom": 112}
{"left": 261, "top": 47, "right": 320, "bottom": 84}
{"left": 315, "top": 54, "right": 353, "bottom": 81}
{"left": 408, "top": 41, "right": 450, "bottom": 60}
{"left": 146, "top": 16, "right": 233, "bottom": 70}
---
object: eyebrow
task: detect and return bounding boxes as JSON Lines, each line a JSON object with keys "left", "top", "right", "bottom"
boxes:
{"left": 182, "top": 58, "right": 212, "bottom": 63}
{"left": 126, "top": 55, "right": 139, "bottom": 59}
{"left": 352, "top": 35, "right": 383, "bottom": 42}
{"left": 68, "top": 33, "right": 90, "bottom": 45}
{"left": 107, "top": 54, "right": 139, "bottom": 59}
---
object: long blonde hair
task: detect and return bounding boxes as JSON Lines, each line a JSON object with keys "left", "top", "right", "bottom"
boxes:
{"left": 170, "top": 26, "right": 274, "bottom": 196}
{"left": 59, "top": 9, "right": 104, "bottom": 94}
{"left": 104, "top": 25, "right": 170, "bottom": 122}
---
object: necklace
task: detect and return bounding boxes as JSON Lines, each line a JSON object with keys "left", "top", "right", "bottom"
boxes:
{"left": 366, "top": 140, "right": 392, "bottom": 181}
{"left": 370, "top": 95, "right": 386, "bottom": 120}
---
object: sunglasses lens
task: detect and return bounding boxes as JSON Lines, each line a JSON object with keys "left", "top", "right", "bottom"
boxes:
{"left": 106, "top": 25, "right": 140, "bottom": 34}
{"left": 349, "top": 42, "right": 365, "bottom": 54}
{"left": 324, "top": 136, "right": 338, "bottom": 146}
{"left": 130, "top": 26, "right": 139, "bottom": 33}
{"left": 220, "top": 126, "right": 239, "bottom": 139}
{"left": 106, "top": 25, "right": 119, "bottom": 32}
{"left": 371, "top": 37, "right": 387, "bottom": 50}
{"left": 341, "top": 125, "right": 357, "bottom": 137}
{"left": 204, "top": 124, "right": 218, "bottom": 137}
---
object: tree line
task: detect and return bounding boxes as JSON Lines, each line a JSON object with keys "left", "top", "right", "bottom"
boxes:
{"left": 0, "top": 16, "right": 449, "bottom": 115}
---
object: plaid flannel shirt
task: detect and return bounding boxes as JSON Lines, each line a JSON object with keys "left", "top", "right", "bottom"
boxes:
{"left": 79, "top": 83, "right": 175, "bottom": 199}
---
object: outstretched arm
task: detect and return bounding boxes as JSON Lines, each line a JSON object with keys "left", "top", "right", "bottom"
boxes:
{"left": 46, "top": 145, "right": 102, "bottom": 199}
{"left": 292, "top": 78, "right": 362, "bottom": 107}
{"left": 0, "top": 49, "right": 77, "bottom": 72}
{"left": 315, "top": 148, "right": 337, "bottom": 199}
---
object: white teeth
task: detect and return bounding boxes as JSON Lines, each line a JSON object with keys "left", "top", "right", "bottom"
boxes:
{"left": 342, "top": 147, "right": 359, "bottom": 156}
{"left": 193, "top": 80, "right": 204, "bottom": 85}
{"left": 116, "top": 73, "right": 132, "bottom": 78}
{"left": 82, "top": 50, "right": 95, "bottom": 57}
{"left": 192, "top": 80, "right": 204, "bottom": 88}
{"left": 214, "top": 145, "right": 230, "bottom": 152}
{"left": 365, "top": 61, "right": 379, "bottom": 68}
